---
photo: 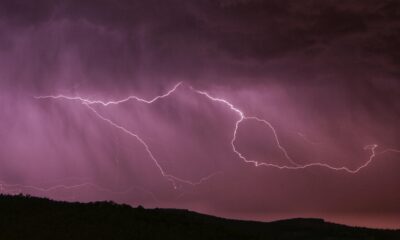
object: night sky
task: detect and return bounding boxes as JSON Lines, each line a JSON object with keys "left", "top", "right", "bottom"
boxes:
{"left": 1, "top": 0, "right": 400, "bottom": 229}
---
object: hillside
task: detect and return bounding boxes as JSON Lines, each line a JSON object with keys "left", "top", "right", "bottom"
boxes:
{"left": 0, "top": 194, "right": 398, "bottom": 240}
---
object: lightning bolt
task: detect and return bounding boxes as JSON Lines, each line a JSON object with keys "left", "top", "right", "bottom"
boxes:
{"left": 33, "top": 82, "right": 400, "bottom": 190}
{"left": 191, "top": 87, "right": 299, "bottom": 167}
{"left": 35, "top": 82, "right": 221, "bottom": 188}
{"left": 35, "top": 82, "right": 183, "bottom": 106}
{"left": 85, "top": 101, "right": 221, "bottom": 188}
{"left": 190, "top": 88, "right": 397, "bottom": 173}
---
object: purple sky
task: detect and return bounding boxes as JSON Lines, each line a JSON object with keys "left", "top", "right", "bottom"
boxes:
{"left": 1, "top": 0, "right": 400, "bottom": 228}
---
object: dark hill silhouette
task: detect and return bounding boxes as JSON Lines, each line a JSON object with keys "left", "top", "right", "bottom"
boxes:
{"left": 0, "top": 194, "right": 399, "bottom": 240}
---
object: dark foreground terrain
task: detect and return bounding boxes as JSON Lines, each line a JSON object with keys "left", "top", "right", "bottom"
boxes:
{"left": 0, "top": 194, "right": 399, "bottom": 240}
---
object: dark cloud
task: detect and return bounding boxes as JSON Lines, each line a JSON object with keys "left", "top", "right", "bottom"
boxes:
{"left": 1, "top": 0, "right": 399, "bottom": 84}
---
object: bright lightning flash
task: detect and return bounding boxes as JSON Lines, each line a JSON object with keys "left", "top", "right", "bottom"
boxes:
{"left": 32, "top": 82, "right": 400, "bottom": 189}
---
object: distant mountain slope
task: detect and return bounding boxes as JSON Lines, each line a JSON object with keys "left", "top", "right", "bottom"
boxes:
{"left": 0, "top": 194, "right": 398, "bottom": 240}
